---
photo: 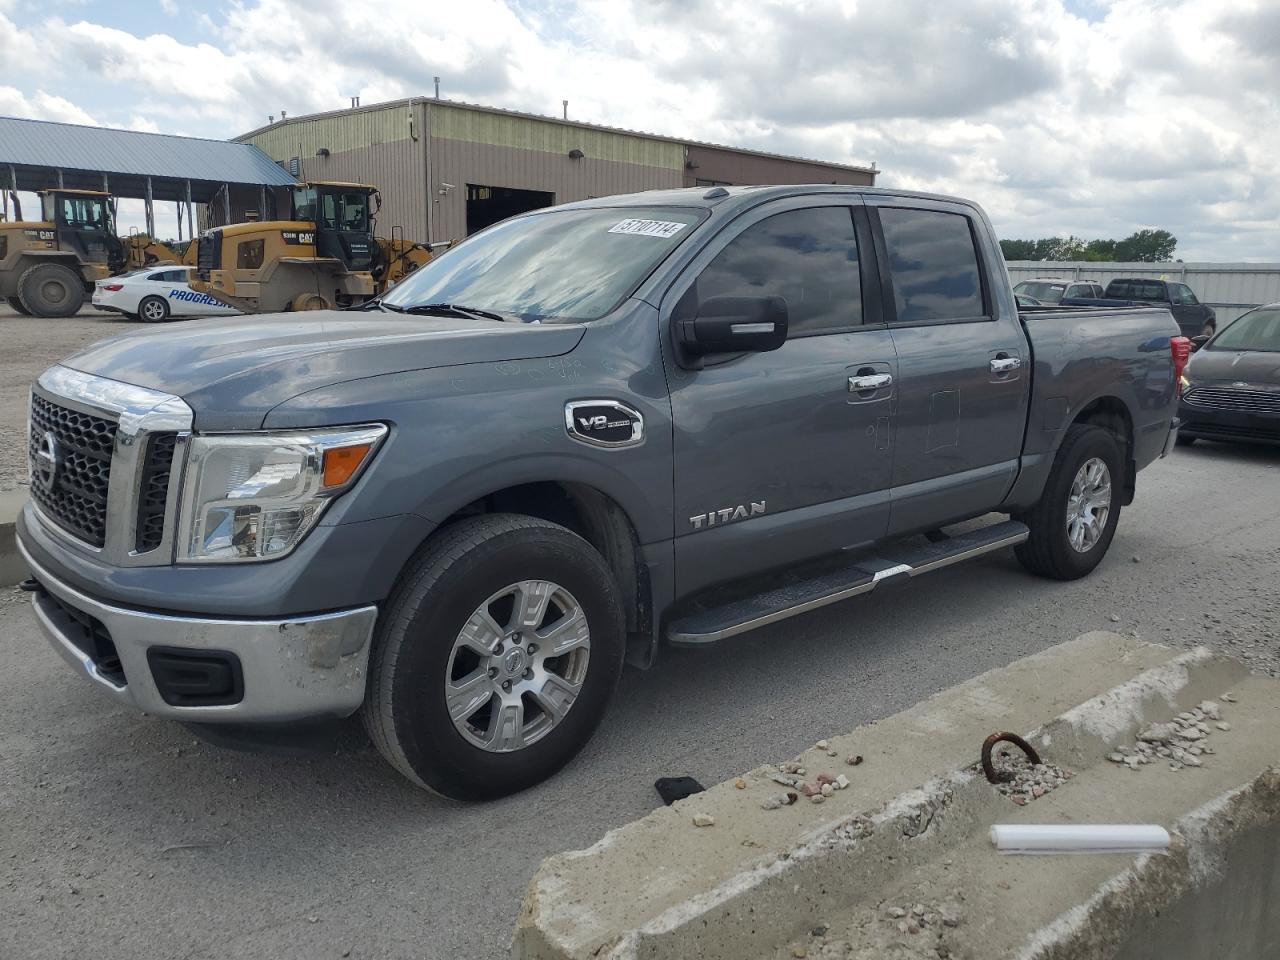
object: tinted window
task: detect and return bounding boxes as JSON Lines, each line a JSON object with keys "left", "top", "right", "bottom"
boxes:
{"left": 1174, "top": 284, "right": 1200, "bottom": 306}
{"left": 879, "top": 208, "right": 985, "bottom": 323}
{"left": 691, "top": 207, "right": 862, "bottom": 335}
{"left": 146, "top": 272, "right": 169, "bottom": 282}
{"left": 1106, "top": 280, "right": 1167, "bottom": 301}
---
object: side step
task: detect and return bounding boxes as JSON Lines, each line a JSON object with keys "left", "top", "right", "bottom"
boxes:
{"left": 666, "top": 519, "right": 1029, "bottom": 646}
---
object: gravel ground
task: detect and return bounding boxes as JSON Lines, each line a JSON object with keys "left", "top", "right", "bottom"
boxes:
{"left": 1, "top": 440, "right": 1278, "bottom": 959}
{"left": 0, "top": 305, "right": 140, "bottom": 493}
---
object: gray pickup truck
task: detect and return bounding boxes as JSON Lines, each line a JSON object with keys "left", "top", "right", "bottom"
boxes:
{"left": 17, "top": 186, "right": 1186, "bottom": 799}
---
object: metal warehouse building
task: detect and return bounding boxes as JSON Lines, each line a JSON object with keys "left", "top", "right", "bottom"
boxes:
{"left": 236, "top": 98, "right": 876, "bottom": 244}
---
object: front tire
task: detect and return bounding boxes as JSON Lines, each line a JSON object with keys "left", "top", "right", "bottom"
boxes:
{"left": 1015, "top": 424, "right": 1123, "bottom": 580}
{"left": 138, "top": 295, "right": 170, "bottom": 322}
{"left": 17, "top": 263, "right": 84, "bottom": 317}
{"left": 5, "top": 296, "right": 31, "bottom": 316}
{"left": 363, "top": 514, "right": 625, "bottom": 800}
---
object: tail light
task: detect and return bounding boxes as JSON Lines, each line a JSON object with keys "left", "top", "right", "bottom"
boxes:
{"left": 101, "top": 283, "right": 124, "bottom": 291}
{"left": 1170, "top": 336, "right": 1191, "bottom": 393}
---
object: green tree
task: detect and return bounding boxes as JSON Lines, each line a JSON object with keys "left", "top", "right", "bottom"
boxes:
{"left": 1114, "top": 229, "right": 1177, "bottom": 262}
{"left": 1001, "top": 230, "right": 1177, "bottom": 262}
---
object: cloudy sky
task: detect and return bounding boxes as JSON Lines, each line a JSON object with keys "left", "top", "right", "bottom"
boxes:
{"left": 1, "top": 0, "right": 1277, "bottom": 259}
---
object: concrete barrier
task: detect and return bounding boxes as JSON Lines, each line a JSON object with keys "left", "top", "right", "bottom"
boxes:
{"left": 1, "top": 488, "right": 29, "bottom": 587}
{"left": 514, "top": 633, "right": 1280, "bottom": 959}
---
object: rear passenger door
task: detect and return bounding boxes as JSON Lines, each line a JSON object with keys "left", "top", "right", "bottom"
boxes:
{"left": 866, "top": 199, "right": 1030, "bottom": 534}
{"left": 664, "top": 196, "right": 898, "bottom": 596}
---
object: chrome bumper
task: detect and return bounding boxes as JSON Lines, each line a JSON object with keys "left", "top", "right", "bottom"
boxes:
{"left": 18, "top": 537, "right": 378, "bottom": 723}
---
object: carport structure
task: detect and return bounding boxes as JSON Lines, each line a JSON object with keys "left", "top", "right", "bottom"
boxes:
{"left": 0, "top": 116, "right": 297, "bottom": 240}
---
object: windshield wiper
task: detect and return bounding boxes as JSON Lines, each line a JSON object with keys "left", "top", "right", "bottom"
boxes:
{"left": 400, "top": 302, "right": 508, "bottom": 322}
{"left": 347, "top": 298, "right": 404, "bottom": 312}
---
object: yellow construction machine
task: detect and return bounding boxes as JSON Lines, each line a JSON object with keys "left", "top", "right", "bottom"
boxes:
{"left": 191, "top": 181, "right": 440, "bottom": 313}
{"left": 123, "top": 233, "right": 193, "bottom": 271}
{"left": 0, "top": 188, "right": 127, "bottom": 316}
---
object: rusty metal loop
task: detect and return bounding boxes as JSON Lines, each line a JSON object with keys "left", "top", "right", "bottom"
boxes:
{"left": 981, "top": 732, "right": 1042, "bottom": 784}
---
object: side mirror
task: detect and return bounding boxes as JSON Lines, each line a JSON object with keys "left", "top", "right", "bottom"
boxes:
{"left": 1189, "top": 334, "right": 1210, "bottom": 352}
{"left": 676, "top": 295, "right": 788, "bottom": 357}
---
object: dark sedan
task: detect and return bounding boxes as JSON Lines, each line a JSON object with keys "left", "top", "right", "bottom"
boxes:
{"left": 1178, "top": 303, "right": 1280, "bottom": 447}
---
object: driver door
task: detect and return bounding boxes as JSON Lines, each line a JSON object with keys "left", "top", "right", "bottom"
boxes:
{"left": 661, "top": 196, "right": 898, "bottom": 597}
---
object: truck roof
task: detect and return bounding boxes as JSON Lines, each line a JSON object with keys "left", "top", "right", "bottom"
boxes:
{"left": 554, "top": 184, "right": 984, "bottom": 215}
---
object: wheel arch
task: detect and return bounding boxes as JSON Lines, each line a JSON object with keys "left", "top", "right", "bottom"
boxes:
{"left": 430, "top": 480, "right": 658, "bottom": 668}
{"left": 1070, "top": 395, "right": 1136, "bottom": 504}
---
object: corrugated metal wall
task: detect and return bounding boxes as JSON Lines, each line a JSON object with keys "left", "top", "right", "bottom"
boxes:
{"left": 242, "top": 104, "right": 415, "bottom": 160}
{"left": 1006, "top": 262, "right": 1280, "bottom": 325}
{"left": 426, "top": 104, "right": 683, "bottom": 242}
{"left": 684, "top": 144, "right": 875, "bottom": 187}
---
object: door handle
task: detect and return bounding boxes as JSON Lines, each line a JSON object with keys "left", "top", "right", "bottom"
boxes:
{"left": 848, "top": 373, "right": 893, "bottom": 391}
{"left": 990, "top": 356, "right": 1022, "bottom": 374}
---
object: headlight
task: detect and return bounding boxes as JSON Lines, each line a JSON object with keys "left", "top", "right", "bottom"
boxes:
{"left": 177, "top": 424, "right": 387, "bottom": 563}
{"left": 1180, "top": 374, "right": 1192, "bottom": 392}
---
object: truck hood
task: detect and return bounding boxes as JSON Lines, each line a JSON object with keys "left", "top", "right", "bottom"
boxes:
{"left": 60, "top": 311, "right": 586, "bottom": 429}
{"left": 1188, "top": 348, "right": 1280, "bottom": 386}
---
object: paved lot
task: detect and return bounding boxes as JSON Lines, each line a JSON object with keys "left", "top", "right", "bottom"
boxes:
{"left": 2, "top": 440, "right": 1277, "bottom": 959}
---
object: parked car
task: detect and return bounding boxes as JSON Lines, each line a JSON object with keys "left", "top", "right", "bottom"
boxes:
{"left": 1178, "top": 302, "right": 1280, "bottom": 447}
{"left": 92, "top": 266, "right": 238, "bottom": 322}
{"left": 1013, "top": 278, "right": 1105, "bottom": 304}
{"left": 1062, "top": 278, "right": 1216, "bottom": 338}
{"left": 17, "top": 185, "right": 1184, "bottom": 800}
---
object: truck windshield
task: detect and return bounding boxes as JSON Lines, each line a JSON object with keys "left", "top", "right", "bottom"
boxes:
{"left": 1209, "top": 308, "right": 1280, "bottom": 353}
{"left": 1014, "top": 281, "right": 1067, "bottom": 303}
{"left": 381, "top": 206, "right": 705, "bottom": 322}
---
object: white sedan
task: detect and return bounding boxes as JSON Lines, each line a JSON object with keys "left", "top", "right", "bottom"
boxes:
{"left": 92, "top": 266, "right": 239, "bottom": 322}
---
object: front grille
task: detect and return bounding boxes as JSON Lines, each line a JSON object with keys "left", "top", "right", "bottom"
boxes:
{"left": 1184, "top": 387, "right": 1280, "bottom": 416}
{"left": 135, "top": 433, "right": 177, "bottom": 552}
{"left": 29, "top": 394, "right": 117, "bottom": 547}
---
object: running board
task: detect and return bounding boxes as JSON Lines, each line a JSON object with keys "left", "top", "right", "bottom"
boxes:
{"left": 666, "top": 520, "right": 1029, "bottom": 646}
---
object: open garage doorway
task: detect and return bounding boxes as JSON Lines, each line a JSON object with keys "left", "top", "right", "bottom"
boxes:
{"left": 466, "top": 184, "right": 555, "bottom": 235}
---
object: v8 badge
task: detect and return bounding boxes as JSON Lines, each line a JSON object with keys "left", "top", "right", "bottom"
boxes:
{"left": 564, "top": 400, "right": 644, "bottom": 448}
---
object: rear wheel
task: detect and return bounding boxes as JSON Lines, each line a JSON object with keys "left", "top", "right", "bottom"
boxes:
{"left": 1015, "top": 424, "right": 1123, "bottom": 580}
{"left": 1202, "top": 322, "right": 1216, "bottom": 339}
{"left": 138, "top": 295, "right": 170, "bottom": 323}
{"left": 5, "top": 296, "right": 31, "bottom": 316}
{"left": 17, "top": 263, "right": 84, "bottom": 317}
{"left": 290, "top": 292, "right": 332, "bottom": 311}
{"left": 362, "top": 514, "right": 625, "bottom": 800}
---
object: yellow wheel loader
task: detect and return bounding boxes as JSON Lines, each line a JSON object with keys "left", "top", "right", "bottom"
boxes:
{"left": 124, "top": 233, "right": 193, "bottom": 271}
{"left": 0, "top": 189, "right": 126, "bottom": 317}
{"left": 192, "top": 181, "right": 387, "bottom": 313}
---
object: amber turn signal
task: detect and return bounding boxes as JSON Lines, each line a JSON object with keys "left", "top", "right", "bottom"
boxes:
{"left": 322, "top": 443, "right": 374, "bottom": 488}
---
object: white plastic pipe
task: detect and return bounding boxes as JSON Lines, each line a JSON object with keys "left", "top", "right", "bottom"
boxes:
{"left": 991, "top": 824, "right": 1170, "bottom": 855}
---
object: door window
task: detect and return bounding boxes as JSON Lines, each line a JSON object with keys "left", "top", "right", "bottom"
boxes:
{"left": 1174, "top": 284, "right": 1200, "bottom": 305}
{"left": 878, "top": 208, "right": 985, "bottom": 323}
{"left": 690, "top": 207, "right": 862, "bottom": 335}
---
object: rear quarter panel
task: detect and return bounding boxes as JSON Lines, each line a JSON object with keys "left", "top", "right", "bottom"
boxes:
{"left": 1003, "top": 306, "right": 1180, "bottom": 510}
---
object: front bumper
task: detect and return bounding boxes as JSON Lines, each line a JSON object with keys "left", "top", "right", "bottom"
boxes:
{"left": 18, "top": 536, "right": 378, "bottom": 723}
{"left": 1178, "top": 402, "right": 1280, "bottom": 447}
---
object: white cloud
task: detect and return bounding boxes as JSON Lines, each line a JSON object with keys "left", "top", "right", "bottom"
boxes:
{"left": 159, "top": 0, "right": 178, "bottom": 14}
{"left": 1, "top": 0, "right": 1279, "bottom": 257}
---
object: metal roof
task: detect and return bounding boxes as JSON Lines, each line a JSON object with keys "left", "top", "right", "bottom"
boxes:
{"left": 0, "top": 116, "right": 297, "bottom": 187}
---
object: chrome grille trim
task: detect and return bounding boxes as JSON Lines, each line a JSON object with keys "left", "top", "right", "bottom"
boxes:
{"left": 1184, "top": 386, "right": 1280, "bottom": 416}
{"left": 31, "top": 365, "right": 194, "bottom": 567}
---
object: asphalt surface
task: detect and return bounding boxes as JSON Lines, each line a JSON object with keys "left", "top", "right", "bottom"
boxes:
{"left": 2, "top": 441, "right": 1279, "bottom": 960}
